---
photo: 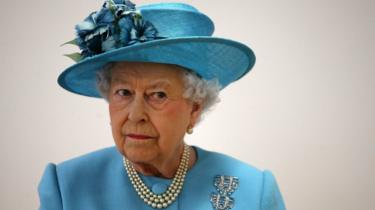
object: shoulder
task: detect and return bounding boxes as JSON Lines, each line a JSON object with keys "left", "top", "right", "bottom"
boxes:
{"left": 55, "top": 146, "right": 122, "bottom": 180}
{"left": 57, "top": 146, "right": 120, "bottom": 169}
{"left": 192, "top": 146, "right": 265, "bottom": 196}
{"left": 38, "top": 146, "right": 126, "bottom": 209}
{"left": 191, "top": 146, "right": 286, "bottom": 210}
{"left": 194, "top": 146, "right": 263, "bottom": 177}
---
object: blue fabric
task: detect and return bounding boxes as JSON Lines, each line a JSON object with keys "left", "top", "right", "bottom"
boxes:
{"left": 38, "top": 146, "right": 285, "bottom": 210}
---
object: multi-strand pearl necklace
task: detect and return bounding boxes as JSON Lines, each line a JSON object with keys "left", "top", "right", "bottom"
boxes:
{"left": 123, "top": 144, "right": 190, "bottom": 209}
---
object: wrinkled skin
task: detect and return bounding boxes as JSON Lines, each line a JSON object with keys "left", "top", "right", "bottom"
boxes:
{"left": 108, "top": 62, "right": 201, "bottom": 178}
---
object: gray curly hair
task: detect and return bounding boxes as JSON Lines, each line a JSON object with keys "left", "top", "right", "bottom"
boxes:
{"left": 96, "top": 62, "right": 221, "bottom": 118}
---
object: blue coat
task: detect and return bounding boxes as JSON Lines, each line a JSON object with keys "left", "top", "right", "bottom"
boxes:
{"left": 38, "top": 146, "right": 286, "bottom": 210}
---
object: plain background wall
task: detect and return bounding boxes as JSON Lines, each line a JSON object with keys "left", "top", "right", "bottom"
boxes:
{"left": 0, "top": 0, "right": 374, "bottom": 209}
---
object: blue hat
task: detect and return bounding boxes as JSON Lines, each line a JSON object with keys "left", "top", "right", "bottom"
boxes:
{"left": 58, "top": 0, "right": 256, "bottom": 98}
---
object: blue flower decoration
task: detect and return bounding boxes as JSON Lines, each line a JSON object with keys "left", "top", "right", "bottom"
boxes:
{"left": 72, "top": 0, "right": 158, "bottom": 60}
{"left": 75, "top": 8, "right": 116, "bottom": 57}
{"left": 118, "top": 13, "right": 158, "bottom": 46}
{"left": 108, "top": 0, "right": 135, "bottom": 11}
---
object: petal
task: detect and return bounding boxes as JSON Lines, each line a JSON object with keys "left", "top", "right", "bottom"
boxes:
{"left": 76, "top": 20, "right": 95, "bottom": 31}
{"left": 102, "top": 36, "right": 117, "bottom": 51}
{"left": 96, "top": 8, "right": 115, "bottom": 24}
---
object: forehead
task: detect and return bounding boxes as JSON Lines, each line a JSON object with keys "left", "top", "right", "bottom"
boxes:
{"left": 110, "top": 62, "right": 185, "bottom": 87}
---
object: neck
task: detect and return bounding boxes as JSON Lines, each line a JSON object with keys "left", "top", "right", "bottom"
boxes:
{"left": 131, "top": 145, "right": 196, "bottom": 179}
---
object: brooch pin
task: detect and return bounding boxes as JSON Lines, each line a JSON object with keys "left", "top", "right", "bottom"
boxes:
{"left": 210, "top": 175, "right": 239, "bottom": 210}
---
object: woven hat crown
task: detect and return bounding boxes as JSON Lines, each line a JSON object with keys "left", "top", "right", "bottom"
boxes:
{"left": 138, "top": 3, "right": 215, "bottom": 37}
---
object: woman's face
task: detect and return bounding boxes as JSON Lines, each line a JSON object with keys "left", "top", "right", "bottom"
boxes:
{"left": 108, "top": 62, "right": 201, "bottom": 165}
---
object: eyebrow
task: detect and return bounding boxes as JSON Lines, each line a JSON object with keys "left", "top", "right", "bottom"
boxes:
{"left": 112, "top": 77, "right": 131, "bottom": 85}
{"left": 111, "top": 78, "right": 172, "bottom": 88}
{"left": 148, "top": 79, "right": 172, "bottom": 89}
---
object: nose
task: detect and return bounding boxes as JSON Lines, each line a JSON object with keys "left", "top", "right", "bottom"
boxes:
{"left": 128, "top": 94, "right": 148, "bottom": 122}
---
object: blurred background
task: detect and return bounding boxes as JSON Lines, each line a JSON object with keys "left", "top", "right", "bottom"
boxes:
{"left": 0, "top": 0, "right": 374, "bottom": 209}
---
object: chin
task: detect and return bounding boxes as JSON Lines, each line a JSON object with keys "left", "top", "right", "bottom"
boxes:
{"left": 122, "top": 140, "right": 159, "bottom": 164}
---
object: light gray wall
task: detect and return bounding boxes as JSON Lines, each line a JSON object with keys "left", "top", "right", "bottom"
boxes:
{"left": 0, "top": 0, "right": 374, "bottom": 209}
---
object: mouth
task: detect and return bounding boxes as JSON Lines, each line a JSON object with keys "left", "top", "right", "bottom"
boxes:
{"left": 126, "top": 133, "right": 156, "bottom": 140}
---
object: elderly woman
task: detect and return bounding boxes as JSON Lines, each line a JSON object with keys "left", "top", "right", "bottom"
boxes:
{"left": 38, "top": 1, "right": 286, "bottom": 210}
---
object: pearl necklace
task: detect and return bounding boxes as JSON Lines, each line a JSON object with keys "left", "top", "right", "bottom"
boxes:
{"left": 123, "top": 144, "right": 190, "bottom": 209}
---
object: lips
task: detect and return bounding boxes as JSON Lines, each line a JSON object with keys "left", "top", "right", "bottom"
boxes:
{"left": 126, "top": 133, "right": 155, "bottom": 140}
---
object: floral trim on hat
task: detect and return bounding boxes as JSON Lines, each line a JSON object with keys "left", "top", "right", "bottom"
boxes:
{"left": 63, "top": 0, "right": 160, "bottom": 62}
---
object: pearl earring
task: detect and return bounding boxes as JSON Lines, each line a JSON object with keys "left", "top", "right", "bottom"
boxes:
{"left": 187, "top": 126, "right": 193, "bottom": 134}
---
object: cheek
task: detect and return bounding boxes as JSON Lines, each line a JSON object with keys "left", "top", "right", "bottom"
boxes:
{"left": 109, "top": 101, "right": 127, "bottom": 122}
{"left": 109, "top": 103, "right": 127, "bottom": 138}
{"left": 155, "top": 102, "right": 191, "bottom": 137}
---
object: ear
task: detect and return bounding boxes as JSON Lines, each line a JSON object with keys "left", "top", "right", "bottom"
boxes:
{"left": 189, "top": 101, "right": 203, "bottom": 127}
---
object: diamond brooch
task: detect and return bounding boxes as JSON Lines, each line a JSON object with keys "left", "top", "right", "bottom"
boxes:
{"left": 210, "top": 175, "right": 239, "bottom": 210}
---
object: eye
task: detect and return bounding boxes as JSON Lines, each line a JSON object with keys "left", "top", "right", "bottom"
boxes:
{"left": 147, "top": 91, "right": 168, "bottom": 103}
{"left": 115, "top": 89, "right": 132, "bottom": 97}
{"left": 154, "top": 92, "right": 167, "bottom": 99}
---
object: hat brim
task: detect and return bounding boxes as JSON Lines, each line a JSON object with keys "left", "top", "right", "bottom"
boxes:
{"left": 58, "top": 37, "right": 256, "bottom": 98}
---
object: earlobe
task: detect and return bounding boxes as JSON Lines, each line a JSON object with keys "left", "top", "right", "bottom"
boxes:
{"left": 191, "top": 102, "right": 202, "bottom": 115}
